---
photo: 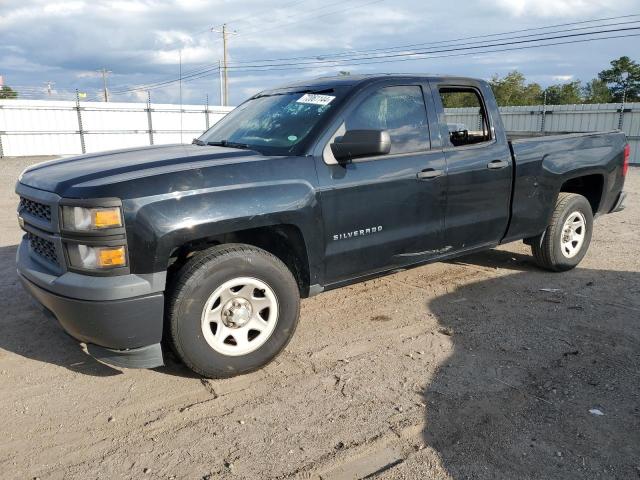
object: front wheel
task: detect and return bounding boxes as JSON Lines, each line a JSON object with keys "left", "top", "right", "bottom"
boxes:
{"left": 167, "top": 244, "right": 300, "bottom": 378}
{"left": 530, "top": 192, "right": 593, "bottom": 272}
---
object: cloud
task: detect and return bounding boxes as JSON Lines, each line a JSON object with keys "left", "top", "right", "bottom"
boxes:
{"left": 0, "top": 0, "right": 635, "bottom": 104}
{"left": 552, "top": 75, "right": 575, "bottom": 81}
{"left": 493, "top": 0, "right": 634, "bottom": 17}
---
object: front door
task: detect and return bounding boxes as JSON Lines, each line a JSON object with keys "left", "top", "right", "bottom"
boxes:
{"left": 315, "top": 83, "right": 447, "bottom": 284}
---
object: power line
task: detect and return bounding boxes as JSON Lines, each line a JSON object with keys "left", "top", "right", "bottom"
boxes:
{"left": 110, "top": 64, "right": 221, "bottom": 94}
{"left": 108, "top": 14, "right": 640, "bottom": 94}
{"left": 216, "top": 32, "right": 640, "bottom": 74}
{"left": 95, "top": 16, "right": 640, "bottom": 96}
{"left": 112, "top": 30, "right": 640, "bottom": 93}
{"left": 229, "top": 14, "right": 640, "bottom": 64}
{"left": 15, "top": 28, "right": 638, "bottom": 101}
{"left": 112, "top": 0, "right": 385, "bottom": 94}
{"left": 217, "top": 25, "right": 640, "bottom": 70}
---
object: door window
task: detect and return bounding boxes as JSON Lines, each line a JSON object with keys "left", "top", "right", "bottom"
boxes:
{"left": 344, "top": 85, "right": 430, "bottom": 155}
{"left": 439, "top": 87, "right": 491, "bottom": 147}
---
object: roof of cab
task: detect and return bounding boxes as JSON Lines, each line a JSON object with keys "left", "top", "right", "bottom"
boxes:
{"left": 261, "top": 74, "right": 481, "bottom": 95}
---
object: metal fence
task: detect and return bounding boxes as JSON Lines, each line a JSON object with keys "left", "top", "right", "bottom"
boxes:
{"left": 0, "top": 97, "right": 233, "bottom": 157}
{"left": 444, "top": 102, "right": 640, "bottom": 164}
{"left": 1, "top": 99, "right": 638, "bottom": 163}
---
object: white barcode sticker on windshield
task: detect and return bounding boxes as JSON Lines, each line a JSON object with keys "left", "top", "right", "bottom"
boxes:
{"left": 296, "top": 93, "right": 335, "bottom": 106}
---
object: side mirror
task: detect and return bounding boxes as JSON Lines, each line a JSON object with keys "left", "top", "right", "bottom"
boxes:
{"left": 330, "top": 129, "right": 391, "bottom": 162}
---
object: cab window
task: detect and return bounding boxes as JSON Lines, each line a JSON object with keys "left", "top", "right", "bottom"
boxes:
{"left": 345, "top": 85, "right": 430, "bottom": 155}
{"left": 439, "top": 87, "right": 491, "bottom": 147}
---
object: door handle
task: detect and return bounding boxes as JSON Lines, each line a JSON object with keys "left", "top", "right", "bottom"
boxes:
{"left": 487, "top": 159, "right": 508, "bottom": 170}
{"left": 417, "top": 168, "right": 444, "bottom": 180}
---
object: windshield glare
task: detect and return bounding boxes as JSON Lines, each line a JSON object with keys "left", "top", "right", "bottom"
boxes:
{"left": 199, "top": 91, "right": 340, "bottom": 155}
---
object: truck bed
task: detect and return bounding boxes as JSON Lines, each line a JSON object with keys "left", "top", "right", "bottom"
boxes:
{"left": 503, "top": 129, "right": 627, "bottom": 244}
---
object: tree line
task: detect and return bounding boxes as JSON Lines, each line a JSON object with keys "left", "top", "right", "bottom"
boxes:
{"left": 444, "top": 56, "right": 640, "bottom": 107}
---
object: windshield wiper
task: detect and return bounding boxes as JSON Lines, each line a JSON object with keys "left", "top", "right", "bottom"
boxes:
{"left": 206, "top": 140, "right": 251, "bottom": 150}
{"left": 192, "top": 138, "right": 206, "bottom": 146}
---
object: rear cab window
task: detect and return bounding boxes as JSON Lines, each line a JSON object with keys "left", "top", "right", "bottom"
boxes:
{"left": 439, "top": 87, "right": 492, "bottom": 147}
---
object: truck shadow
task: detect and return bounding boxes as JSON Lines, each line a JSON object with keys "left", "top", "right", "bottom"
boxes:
{"left": 0, "top": 245, "right": 121, "bottom": 377}
{"left": 422, "top": 264, "right": 640, "bottom": 479}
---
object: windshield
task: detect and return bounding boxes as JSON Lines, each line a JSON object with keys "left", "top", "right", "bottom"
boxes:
{"left": 198, "top": 89, "right": 343, "bottom": 155}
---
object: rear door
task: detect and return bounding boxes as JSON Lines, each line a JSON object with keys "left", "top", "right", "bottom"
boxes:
{"left": 430, "top": 80, "right": 513, "bottom": 251}
{"left": 314, "top": 81, "right": 447, "bottom": 284}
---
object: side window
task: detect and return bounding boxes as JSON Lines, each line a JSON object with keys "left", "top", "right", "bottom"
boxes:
{"left": 345, "top": 85, "right": 429, "bottom": 155}
{"left": 439, "top": 87, "right": 491, "bottom": 147}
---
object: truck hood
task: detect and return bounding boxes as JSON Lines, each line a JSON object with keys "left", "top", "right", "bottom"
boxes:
{"left": 19, "top": 144, "right": 262, "bottom": 196}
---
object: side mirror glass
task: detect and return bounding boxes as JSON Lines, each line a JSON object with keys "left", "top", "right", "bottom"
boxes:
{"left": 330, "top": 129, "right": 391, "bottom": 162}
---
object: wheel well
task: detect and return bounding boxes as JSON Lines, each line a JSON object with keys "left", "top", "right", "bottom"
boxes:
{"left": 559, "top": 174, "right": 604, "bottom": 214}
{"left": 167, "top": 225, "right": 311, "bottom": 297}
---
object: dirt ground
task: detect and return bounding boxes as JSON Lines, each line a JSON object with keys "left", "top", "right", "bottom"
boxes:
{"left": 0, "top": 157, "right": 638, "bottom": 480}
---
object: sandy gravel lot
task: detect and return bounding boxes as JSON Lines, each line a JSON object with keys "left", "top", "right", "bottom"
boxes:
{"left": 0, "top": 157, "right": 638, "bottom": 480}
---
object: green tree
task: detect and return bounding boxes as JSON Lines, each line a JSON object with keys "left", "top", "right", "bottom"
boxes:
{"left": 598, "top": 56, "right": 640, "bottom": 102}
{"left": 489, "top": 71, "right": 543, "bottom": 106}
{"left": 0, "top": 85, "right": 18, "bottom": 99}
{"left": 582, "top": 79, "right": 613, "bottom": 104}
{"left": 441, "top": 91, "right": 482, "bottom": 108}
{"left": 545, "top": 80, "right": 583, "bottom": 105}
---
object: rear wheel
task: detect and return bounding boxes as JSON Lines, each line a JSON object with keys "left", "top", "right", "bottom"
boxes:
{"left": 168, "top": 244, "right": 300, "bottom": 378}
{"left": 530, "top": 192, "right": 593, "bottom": 272}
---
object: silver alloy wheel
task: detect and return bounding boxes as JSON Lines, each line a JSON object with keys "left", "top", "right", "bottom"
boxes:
{"left": 201, "top": 277, "right": 279, "bottom": 356}
{"left": 560, "top": 211, "right": 587, "bottom": 259}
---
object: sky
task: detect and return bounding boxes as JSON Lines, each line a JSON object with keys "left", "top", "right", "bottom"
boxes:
{"left": 1, "top": 0, "right": 639, "bottom": 105}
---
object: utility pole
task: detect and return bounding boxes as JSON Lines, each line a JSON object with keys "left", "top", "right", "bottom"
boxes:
{"left": 44, "top": 81, "right": 55, "bottom": 96}
{"left": 222, "top": 24, "right": 228, "bottom": 106}
{"left": 211, "top": 24, "right": 236, "bottom": 106}
{"left": 99, "top": 68, "right": 112, "bottom": 102}
{"left": 218, "top": 59, "right": 224, "bottom": 106}
{"left": 179, "top": 50, "right": 183, "bottom": 144}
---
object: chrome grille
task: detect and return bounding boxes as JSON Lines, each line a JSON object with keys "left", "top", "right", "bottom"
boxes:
{"left": 26, "top": 232, "right": 58, "bottom": 265}
{"left": 19, "top": 197, "right": 52, "bottom": 222}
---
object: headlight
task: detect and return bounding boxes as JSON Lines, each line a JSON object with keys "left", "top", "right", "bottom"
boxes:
{"left": 62, "top": 206, "right": 122, "bottom": 231}
{"left": 66, "top": 244, "right": 127, "bottom": 269}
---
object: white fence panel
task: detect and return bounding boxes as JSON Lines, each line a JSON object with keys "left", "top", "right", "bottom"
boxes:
{"left": 0, "top": 99, "right": 233, "bottom": 157}
{"left": 448, "top": 102, "right": 639, "bottom": 164}
{"left": 1, "top": 99, "right": 637, "bottom": 163}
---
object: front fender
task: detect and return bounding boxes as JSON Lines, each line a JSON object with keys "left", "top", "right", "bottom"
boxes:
{"left": 125, "top": 180, "right": 323, "bottom": 281}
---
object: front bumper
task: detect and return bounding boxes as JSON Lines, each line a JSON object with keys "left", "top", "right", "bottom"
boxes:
{"left": 17, "top": 239, "right": 166, "bottom": 369}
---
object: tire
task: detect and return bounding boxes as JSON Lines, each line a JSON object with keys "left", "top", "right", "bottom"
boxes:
{"left": 530, "top": 192, "right": 593, "bottom": 272}
{"left": 167, "top": 244, "right": 300, "bottom": 378}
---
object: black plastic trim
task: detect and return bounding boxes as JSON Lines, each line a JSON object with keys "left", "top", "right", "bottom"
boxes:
{"left": 610, "top": 191, "right": 626, "bottom": 213}
{"left": 18, "top": 273, "right": 164, "bottom": 350}
{"left": 87, "top": 343, "right": 164, "bottom": 369}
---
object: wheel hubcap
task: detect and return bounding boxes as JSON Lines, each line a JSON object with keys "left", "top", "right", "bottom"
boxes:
{"left": 560, "top": 211, "right": 586, "bottom": 259}
{"left": 201, "top": 277, "right": 279, "bottom": 356}
{"left": 221, "top": 297, "right": 253, "bottom": 328}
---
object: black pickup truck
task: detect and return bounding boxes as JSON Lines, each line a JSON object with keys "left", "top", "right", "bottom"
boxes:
{"left": 16, "top": 74, "right": 629, "bottom": 378}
